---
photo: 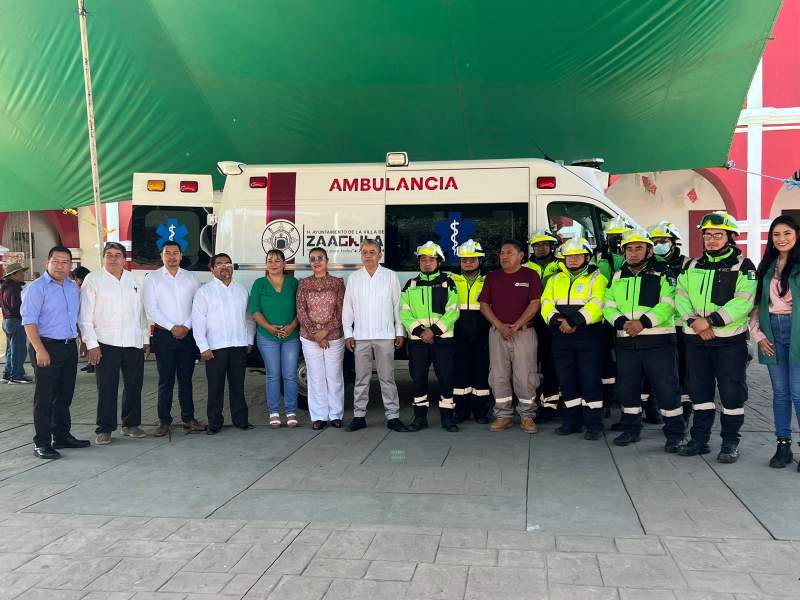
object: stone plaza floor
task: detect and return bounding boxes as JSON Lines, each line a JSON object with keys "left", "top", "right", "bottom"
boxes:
{"left": 0, "top": 358, "right": 799, "bottom": 599}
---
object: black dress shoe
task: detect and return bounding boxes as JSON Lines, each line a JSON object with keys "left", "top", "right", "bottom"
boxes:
{"left": 612, "top": 431, "right": 641, "bottom": 446}
{"left": 34, "top": 446, "right": 61, "bottom": 460}
{"left": 312, "top": 420, "right": 327, "bottom": 431}
{"left": 345, "top": 417, "right": 367, "bottom": 432}
{"left": 206, "top": 427, "right": 221, "bottom": 435}
{"left": 330, "top": 419, "right": 343, "bottom": 428}
{"left": 52, "top": 435, "right": 91, "bottom": 449}
{"left": 406, "top": 416, "right": 428, "bottom": 432}
{"left": 584, "top": 430, "right": 602, "bottom": 441}
{"left": 387, "top": 418, "right": 411, "bottom": 432}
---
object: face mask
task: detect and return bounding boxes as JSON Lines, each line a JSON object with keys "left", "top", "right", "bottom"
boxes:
{"left": 653, "top": 243, "right": 671, "bottom": 256}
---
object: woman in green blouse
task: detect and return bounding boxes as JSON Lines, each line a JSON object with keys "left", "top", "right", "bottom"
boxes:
{"left": 249, "top": 250, "right": 300, "bottom": 427}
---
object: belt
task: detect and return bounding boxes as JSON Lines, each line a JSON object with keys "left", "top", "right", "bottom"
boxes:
{"left": 41, "top": 337, "right": 76, "bottom": 344}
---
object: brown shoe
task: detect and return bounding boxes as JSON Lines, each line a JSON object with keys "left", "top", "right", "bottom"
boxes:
{"left": 154, "top": 423, "right": 170, "bottom": 437}
{"left": 183, "top": 419, "right": 207, "bottom": 432}
{"left": 520, "top": 417, "right": 538, "bottom": 434}
{"left": 490, "top": 417, "right": 513, "bottom": 432}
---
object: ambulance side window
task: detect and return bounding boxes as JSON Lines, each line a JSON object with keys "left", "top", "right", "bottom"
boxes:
{"left": 546, "top": 201, "right": 600, "bottom": 248}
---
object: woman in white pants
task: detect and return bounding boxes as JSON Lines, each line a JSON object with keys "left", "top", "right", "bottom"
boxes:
{"left": 296, "top": 247, "right": 346, "bottom": 430}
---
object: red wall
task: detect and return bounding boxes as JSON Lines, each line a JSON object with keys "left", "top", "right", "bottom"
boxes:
{"left": 763, "top": 0, "right": 800, "bottom": 109}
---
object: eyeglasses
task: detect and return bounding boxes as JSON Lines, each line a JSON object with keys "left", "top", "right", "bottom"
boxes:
{"left": 702, "top": 232, "right": 726, "bottom": 241}
{"left": 309, "top": 256, "right": 326, "bottom": 263}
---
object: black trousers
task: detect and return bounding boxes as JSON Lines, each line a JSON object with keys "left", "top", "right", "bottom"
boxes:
{"left": 453, "top": 332, "right": 490, "bottom": 420}
{"left": 533, "top": 315, "right": 559, "bottom": 410}
{"left": 29, "top": 339, "right": 77, "bottom": 447}
{"left": 601, "top": 323, "right": 617, "bottom": 406}
{"left": 686, "top": 340, "right": 748, "bottom": 445}
{"left": 95, "top": 343, "right": 144, "bottom": 433}
{"left": 616, "top": 342, "right": 684, "bottom": 441}
{"left": 205, "top": 346, "right": 249, "bottom": 430}
{"left": 152, "top": 328, "right": 197, "bottom": 424}
{"left": 552, "top": 325, "right": 604, "bottom": 433}
{"left": 408, "top": 340, "right": 455, "bottom": 418}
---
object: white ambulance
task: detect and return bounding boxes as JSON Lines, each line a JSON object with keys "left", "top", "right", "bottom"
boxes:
{"left": 131, "top": 154, "right": 635, "bottom": 288}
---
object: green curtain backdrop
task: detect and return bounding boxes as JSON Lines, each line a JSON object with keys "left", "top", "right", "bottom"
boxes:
{"left": 0, "top": 0, "right": 781, "bottom": 212}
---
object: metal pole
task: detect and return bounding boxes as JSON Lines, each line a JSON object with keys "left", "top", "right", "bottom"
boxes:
{"left": 77, "top": 0, "right": 105, "bottom": 252}
{"left": 26, "top": 211, "right": 34, "bottom": 276}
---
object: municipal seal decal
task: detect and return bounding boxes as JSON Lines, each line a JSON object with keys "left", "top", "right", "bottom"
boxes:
{"left": 261, "top": 219, "right": 301, "bottom": 260}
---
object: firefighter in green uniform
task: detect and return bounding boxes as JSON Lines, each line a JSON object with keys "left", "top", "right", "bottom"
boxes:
{"left": 648, "top": 221, "right": 692, "bottom": 423}
{"left": 450, "top": 240, "right": 492, "bottom": 424}
{"left": 525, "top": 229, "right": 562, "bottom": 422}
{"left": 400, "top": 241, "right": 461, "bottom": 432}
{"left": 540, "top": 237, "right": 608, "bottom": 439}
{"left": 597, "top": 216, "right": 633, "bottom": 423}
{"left": 675, "top": 212, "right": 757, "bottom": 463}
{"left": 603, "top": 229, "right": 685, "bottom": 451}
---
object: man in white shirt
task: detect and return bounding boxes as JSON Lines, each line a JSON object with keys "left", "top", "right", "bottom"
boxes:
{"left": 191, "top": 253, "right": 256, "bottom": 434}
{"left": 342, "top": 239, "right": 408, "bottom": 432}
{"left": 143, "top": 241, "right": 204, "bottom": 436}
{"left": 79, "top": 242, "right": 150, "bottom": 445}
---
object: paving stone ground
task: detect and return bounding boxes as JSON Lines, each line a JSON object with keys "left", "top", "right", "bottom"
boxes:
{"left": 0, "top": 356, "right": 799, "bottom": 598}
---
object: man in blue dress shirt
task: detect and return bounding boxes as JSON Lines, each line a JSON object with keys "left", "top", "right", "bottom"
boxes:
{"left": 21, "top": 246, "right": 90, "bottom": 459}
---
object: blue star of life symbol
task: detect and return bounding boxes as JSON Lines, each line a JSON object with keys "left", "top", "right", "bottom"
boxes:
{"left": 433, "top": 212, "right": 476, "bottom": 263}
{"left": 155, "top": 217, "right": 189, "bottom": 252}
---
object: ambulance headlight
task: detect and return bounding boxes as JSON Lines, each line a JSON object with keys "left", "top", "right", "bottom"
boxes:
{"left": 217, "top": 161, "right": 246, "bottom": 176}
{"left": 386, "top": 152, "right": 409, "bottom": 167}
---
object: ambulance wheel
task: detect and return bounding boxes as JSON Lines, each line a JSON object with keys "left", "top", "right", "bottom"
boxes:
{"left": 297, "top": 356, "right": 308, "bottom": 409}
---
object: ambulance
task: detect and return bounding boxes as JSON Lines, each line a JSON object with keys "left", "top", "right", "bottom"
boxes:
{"left": 131, "top": 153, "right": 636, "bottom": 287}
{"left": 130, "top": 154, "right": 636, "bottom": 400}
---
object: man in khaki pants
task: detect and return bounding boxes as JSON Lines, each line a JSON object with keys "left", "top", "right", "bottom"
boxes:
{"left": 479, "top": 240, "right": 543, "bottom": 433}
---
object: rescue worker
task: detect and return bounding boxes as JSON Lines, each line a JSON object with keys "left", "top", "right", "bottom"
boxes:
{"left": 603, "top": 229, "right": 685, "bottom": 451}
{"left": 675, "top": 212, "right": 756, "bottom": 463}
{"left": 525, "top": 229, "right": 562, "bottom": 422}
{"left": 596, "top": 216, "right": 632, "bottom": 421}
{"left": 540, "top": 238, "right": 607, "bottom": 439}
{"left": 450, "top": 240, "right": 491, "bottom": 424}
{"left": 399, "top": 241, "right": 460, "bottom": 432}
{"left": 648, "top": 220, "right": 692, "bottom": 423}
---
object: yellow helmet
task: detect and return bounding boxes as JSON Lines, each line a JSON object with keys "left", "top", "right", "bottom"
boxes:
{"left": 698, "top": 211, "right": 739, "bottom": 233}
{"left": 556, "top": 237, "right": 593, "bottom": 258}
{"left": 415, "top": 241, "right": 445, "bottom": 260}
{"left": 455, "top": 239, "right": 485, "bottom": 258}
{"left": 647, "top": 220, "right": 682, "bottom": 240}
{"left": 620, "top": 228, "right": 653, "bottom": 247}
{"left": 604, "top": 216, "right": 633, "bottom": 235}
{"left": 529, "top": 229, "right": 558, "bottom": 245}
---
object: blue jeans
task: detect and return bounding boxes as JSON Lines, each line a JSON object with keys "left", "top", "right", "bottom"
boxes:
{"left": 256, "top": 334, "right": 300, "bottom": 415}
{"left": 767, "top": 314, "right": 800, "bottom": 439}
{"left": 2, "top": 317, "right": 27, "bottom": 380}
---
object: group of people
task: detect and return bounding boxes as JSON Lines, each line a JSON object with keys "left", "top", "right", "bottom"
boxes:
{"left": 8, "top": 210, "right": 799, "bottom": 470}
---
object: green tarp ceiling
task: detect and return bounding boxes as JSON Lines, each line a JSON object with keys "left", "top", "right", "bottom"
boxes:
{"left": 0, "top": 0, "right": 781, "bottom": 212}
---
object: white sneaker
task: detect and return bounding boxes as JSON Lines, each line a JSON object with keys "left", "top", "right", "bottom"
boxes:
{"left": 95, "top": 432, "right": 112, "bottom": 445}
{"left": 122, "top": 426, "right": 147, "bottom": 438}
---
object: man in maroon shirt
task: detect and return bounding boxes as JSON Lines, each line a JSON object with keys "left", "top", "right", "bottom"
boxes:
{"left": 479, "top": 240, "right": 543, "bottom": 433}
{"left": 1, "top": 263, "right": 31, "bottom": 383}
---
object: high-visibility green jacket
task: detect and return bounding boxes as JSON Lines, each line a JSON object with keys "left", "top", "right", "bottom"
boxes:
{"left": 656, "top": 249, "right": 690, "bottom": 326}
{"left": 524, "top": 259, "right": 560, "bottom": 286}
{"left": 603, "top": 257, "right": 677, "bottom": 347}
{"left": 596, "top": 247, "right": 625, "bottom": 282}
{"left": 400, "top": 271, "right": 459, "bottom": 341}
{"left": 675, "top": 246, "right": 756, "bottom": 343}
{"left": 541, "top": 263, "right": 607, "bottom": 328}
{"left": 450, "top": 272, "right": 489, "bottom": 338}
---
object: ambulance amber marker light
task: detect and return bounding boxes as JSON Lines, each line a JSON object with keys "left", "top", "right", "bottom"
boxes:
{"left": 147, "top": 180, "right": 166, "bottom": 192}
{"left": 536, "top": 176, "right": 556, "bottom": 189}
{"left": 249, "top": 176, "right": 267, "bottom": 188}
{"left": 180, "top": 181, "right": 198, "bottom": 193}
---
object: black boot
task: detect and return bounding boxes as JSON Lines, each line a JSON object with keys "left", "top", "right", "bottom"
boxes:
{"left": 407, "top": 416, "right": 429, "bottom": 432}
{"left": 612, "top": 431, "right": 641, "bottom": 446}
{"left": 554, "top": 425, "right": 582, "bottom": 436}
{"left": 534, "top": 407, "right": 557, "bottom": 424}
{"left": 717, "top": 442, "right": 740, "bottom": 464}
{"left": 441, "top": 412, "right": 459, "bottom": 433}
{"left": 643, "top": 398, "right": 662, "bottom": 425}
{"left": 769, "top": 439, "right": 793, "bottom": 468}
{"left": 678, "top": 439, "right": 710, "bottom": 456}
{"left": 610, "top": 421, "right": 624, "bottom": 431}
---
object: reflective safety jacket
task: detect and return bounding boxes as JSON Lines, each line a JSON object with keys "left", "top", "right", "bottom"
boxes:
{"left": 656, "top": 250, "right": 690, "bottom": 325}
{"left": 541, "top": 263, "right": 607, "bottom": 329}
{"left": 450, "top": 272, "right": 489, "bottom": 338}
{"left": 400, "top": 271, "right": 459, "bottom": 341}
{"left": 675, "top": 247, "right": 756, "bottom": 343}
{"left": 603, "top": 257, "right": 677, "bottom": 348}
{"left": 524, "top": 259, "right": 560, "bottom": 286}
{"left": 596, "top": 248, "right": 625, "bottom": 282}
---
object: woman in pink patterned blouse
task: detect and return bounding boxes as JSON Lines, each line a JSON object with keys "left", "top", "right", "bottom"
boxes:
{"left": 296, "top": 247, "right": 346, "bottom": 430}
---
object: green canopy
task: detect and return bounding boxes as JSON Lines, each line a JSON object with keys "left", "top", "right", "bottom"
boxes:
{"left": 0, "top": 0, "right": 780, "bottom": 212}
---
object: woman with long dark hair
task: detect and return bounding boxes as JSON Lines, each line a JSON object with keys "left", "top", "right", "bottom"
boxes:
{"left": 750, "top": 215, "right": 800, "bottom": 469}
